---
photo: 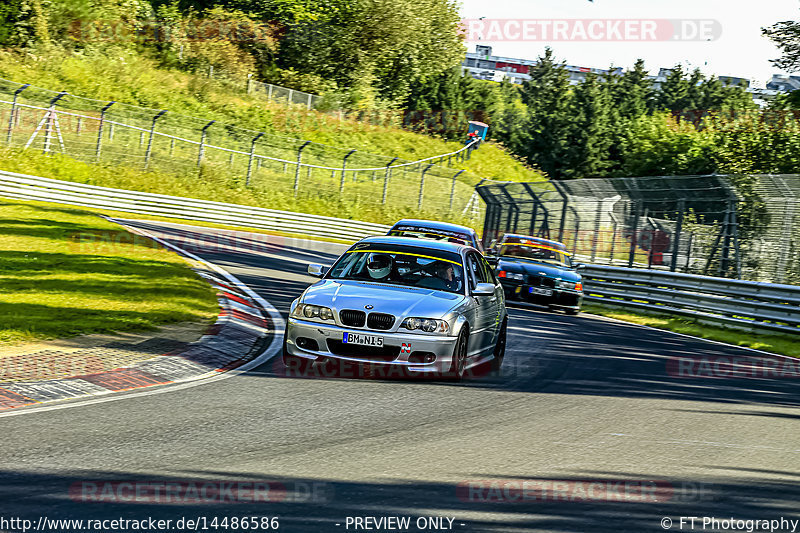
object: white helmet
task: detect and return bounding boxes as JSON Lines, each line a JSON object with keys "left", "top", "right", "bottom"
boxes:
{"left": 367, "top": 254, "right": 392, "bottom": 279}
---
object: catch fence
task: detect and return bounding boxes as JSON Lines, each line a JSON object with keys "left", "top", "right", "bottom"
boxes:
{"left": 477, "top": 174, "right": 800, "bottom": 284}
{"left": 0, "top": 78, "right": 487, "bottom": 227}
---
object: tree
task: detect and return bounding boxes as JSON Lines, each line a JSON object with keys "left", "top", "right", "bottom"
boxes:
{"left": 563, "top": 72, "right": 613, "bottom": 178}
{"left": 613, "top": 59, "right": 653, "bottom": 119}
{"left": 275, "top": 0, "right": 464, "bottom": 106}
{"left": 656, "top": 64, "right": 690, "bottom": 112}
{"left": 518, "top": 48, "right": 572, "bottom": 179}
{"left": 763, "top": 19, "right": 800, "bottom": 72}
{"left": 0, "top": 0, "right": 51, "bottom": 47}
{"left": 489, "top": 79, "right": 528, "bottom": 152}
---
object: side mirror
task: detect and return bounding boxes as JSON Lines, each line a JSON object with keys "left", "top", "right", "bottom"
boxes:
{"left": 574, "top": 263, "right": 586, "bottom": 270}
{"left": 307, "top": 263, "right": 330, "bottom": 278}
{"left": 471, "top": 282, "right": 496, "bottom": 296}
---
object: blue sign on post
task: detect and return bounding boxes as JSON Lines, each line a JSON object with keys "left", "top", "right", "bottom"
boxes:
{"left": 467, "top": 121, "right": 489, "bottom": 140}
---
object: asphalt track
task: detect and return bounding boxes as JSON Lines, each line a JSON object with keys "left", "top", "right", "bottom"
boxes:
{"left": 1, "top": 220, "right": 798, "bottom": 533}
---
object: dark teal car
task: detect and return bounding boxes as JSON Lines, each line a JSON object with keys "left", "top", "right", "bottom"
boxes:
{"left": 487, "top": 234, "right": 583, "bottom": 314}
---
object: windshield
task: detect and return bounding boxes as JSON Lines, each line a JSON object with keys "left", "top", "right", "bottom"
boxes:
{"left": 499, "top": 243, "right": 572, "bottom": 268}
{"left": 328, "top": 244, "right": 465, "bottom": 294}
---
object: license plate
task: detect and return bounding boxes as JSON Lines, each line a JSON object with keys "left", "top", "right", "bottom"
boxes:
{"left": 529, "top": 287, "right": 553, "bottom": 296}
{"left": 343, "top": 332, "right": 384, "bottom": 347}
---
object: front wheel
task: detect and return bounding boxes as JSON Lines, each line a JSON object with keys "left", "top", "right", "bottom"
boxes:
{"left": 447, "top": 328, "right": 469, "bottom": 381}
{"left": 565, "top": 308, "right": 580, "bottom": 315}
{"left": 490, "top": 319, "right": 507, "bottom": 374}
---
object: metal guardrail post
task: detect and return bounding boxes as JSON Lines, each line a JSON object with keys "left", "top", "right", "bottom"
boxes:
{"left": 44, "top": 92, "right": 65, "bottom": 152}
{"left": 591, "top": 198, "right": 602, "bottom": 262}
{"left": 670, "top": 198, "right": 685, "bottom": 272}
{"left": 339, "top": 149, "right": 356, "bottom": 194}
{"left": 6, "top": 84, "right": 30, "bottom": 145}
{"left": 382, "top": 157, "right": 398, "bottom": 204}
{"left": 42, "top": 91, "right": 67, "bottom": 155}
{"left": 293, "top": 140, "right": 311, "bottom": 197}
{"left": 197, "top": 120, "right": 216, "bottom": 169}
{"left": 449, "top": 169, "right": 465, "bottom": 211}
{"left": 246, "top": 132, "right": 264, "bottom": 186}
{"left": 628, "top": 201, "right": 641, "bottom": 268}
{"left": 551, "top": 181, "right": 569, "bottom": 243}
{"left": 144, "top": 109, "right": 167, "bottom": 170}
{"left": 307, "top": 93, "right": 312, "bottom": 110}
{"left": 685, "top": 232, "right": 694, "bottom": 272}
{"left": 608, "top": 213, "right": 619, "bottom": 264}
{"left": 646, "top": 217, "right": 657, "bottom": 270}
{"left": 418, "top": 163, "right": 434, "bottom": 211}
{"left": 95, "top": 101, "right": 115, "bottom": 161}
{"left": 732, "top": 202, "right": 742, "bottom": 280}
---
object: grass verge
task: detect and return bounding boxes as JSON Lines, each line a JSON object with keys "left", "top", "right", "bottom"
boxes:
{"left": 0, "top": 147, "right": 485, "bottom": 227}
{"left": 0, "top": 199, "right": 219, "bottom": 347}
{"left": 0, "top": 47, "right": 543, "bottom": 183}
{"left": 582, "top": 303, "right": 800, "bottom": 358}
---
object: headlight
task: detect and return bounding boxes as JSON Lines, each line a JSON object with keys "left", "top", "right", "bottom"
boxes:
{"left": 401, "top": 317, "right": 450, "bottom": 333}
{"left": 497, "top": 270, "right": 525, "bottom": 281}
{"left": 556, "top": 280, "right": 581, "bottom": 291}
{"left": 291, "top": 303, "right": 334, "bottom": 321}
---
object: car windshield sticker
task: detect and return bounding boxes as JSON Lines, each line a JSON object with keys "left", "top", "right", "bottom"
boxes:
{"left": 344, "top": 249, "right": 463, "bottom": 266}
{"left": 394, "top": 226, "right": 471, "bottom": 242}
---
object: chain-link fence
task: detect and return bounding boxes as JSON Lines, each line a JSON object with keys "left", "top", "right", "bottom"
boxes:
{"left": 244, "top": 77, "right": 322, "bottom": 110}
{"left": 477, "top": 175, "right": 800, "bottom": 284}
{"left": 0, "top": 77, "right": 488, "bottom": 227}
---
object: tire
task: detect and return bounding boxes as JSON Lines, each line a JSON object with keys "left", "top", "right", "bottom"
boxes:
{"left": 490, "top": 319, "right": 507, "bottom": 374}
{"left": 447, "top": 327, "right": 469, "bottom": 381}
{"left": 565, "top": 308, "right": 580, "bottom": 316}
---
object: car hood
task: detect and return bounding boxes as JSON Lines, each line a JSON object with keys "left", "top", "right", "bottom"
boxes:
{"left": 497, "top": 258, "right": 581, "bottom": 282}
{"left": 302, "top": 279, "right": 466, "bottom": 318}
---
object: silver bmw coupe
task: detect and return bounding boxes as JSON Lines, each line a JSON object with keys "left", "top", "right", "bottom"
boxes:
{"left": 283, "top": 236, "right": 508, "bottom": 380}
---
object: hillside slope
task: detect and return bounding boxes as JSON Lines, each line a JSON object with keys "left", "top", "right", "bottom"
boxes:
{"left": 0, "top": 48, "right": 541, "bottom": 183}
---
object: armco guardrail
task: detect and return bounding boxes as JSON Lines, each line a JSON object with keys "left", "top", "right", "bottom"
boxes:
{"left": 581, "top": 264, "right": 800, "bottom": 334}
{"left": 0, "top": 170, "right": 390, "bottom": 241}
{"left": 6, "top": 168, "right": 798, "bottom": 334}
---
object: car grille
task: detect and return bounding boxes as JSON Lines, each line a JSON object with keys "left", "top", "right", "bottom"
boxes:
{"left": 326, "top": 339, "right": 401, "bottom": 362}
{"left": 527, "top": 276, "right": 555, "bottom": 288}
{"left": 339, "top": 309, "right": 366, "bottom": 327}
{"left": 367, "top": 313, "right": 395, "bottom": 330}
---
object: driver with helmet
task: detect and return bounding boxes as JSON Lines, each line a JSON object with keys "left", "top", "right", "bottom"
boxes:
{"left": 365, "top": 253, "right": 393, "bottom": 281}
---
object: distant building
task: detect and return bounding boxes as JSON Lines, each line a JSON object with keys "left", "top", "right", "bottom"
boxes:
{"left": 766, "top": 74, "right": 800, "bottom": 93}
{"left": 462, "top": 47, "right": 791, "bottom": 107}
{"left": 462, "top": 45, "right": 622, "bottom": 86}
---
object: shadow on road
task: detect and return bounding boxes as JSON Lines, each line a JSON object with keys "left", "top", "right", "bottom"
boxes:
{"left": 0, "top": 467, "right": 798, "bottom": 532}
